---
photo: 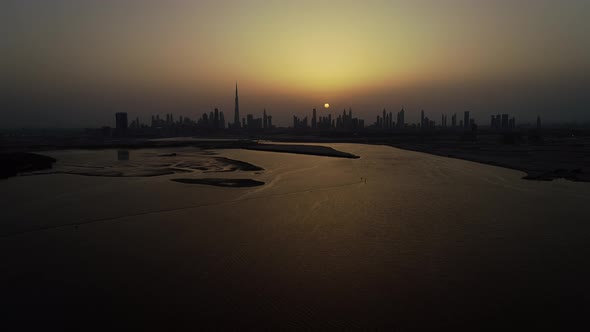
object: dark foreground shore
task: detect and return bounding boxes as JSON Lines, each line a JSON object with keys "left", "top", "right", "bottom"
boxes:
{"left": 389, "top": 141, "right": 590, "bottom": 182}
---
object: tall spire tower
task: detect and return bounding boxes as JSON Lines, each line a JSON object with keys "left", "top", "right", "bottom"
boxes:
{"left": 234, "top": 82, "right": 241, "bottom": 128}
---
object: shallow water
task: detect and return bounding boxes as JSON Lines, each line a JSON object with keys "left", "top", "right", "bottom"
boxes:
{"left": 1, "top": 144, "right": 589, "bottom": 329}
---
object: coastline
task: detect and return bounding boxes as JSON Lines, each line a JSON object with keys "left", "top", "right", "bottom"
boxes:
{"left": 244, "top": 143, "right": 360, "bottom": 159}
{"left": 2, "top": 134, "right": 588, "bottom": 182}
{"left": 387, "top": 142, "right": 590, "bottom": 182}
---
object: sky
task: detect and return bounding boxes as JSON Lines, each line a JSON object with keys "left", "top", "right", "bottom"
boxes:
{"left": 2, "top": 0, "right": 589, "bottom": 128}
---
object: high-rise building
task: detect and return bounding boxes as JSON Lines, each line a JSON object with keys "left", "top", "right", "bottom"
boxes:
{"left": 312, "top": 108, "right": 317, "bottom": 129}
{"left": 388, "top": 111, "right": 393, "bottom": 129}
{"left": 537, "top": 115, "right": 541, "bottom": 129}
{"left": 464, "top": 111, "right": 470, "bottom": 129}
{"left": 501, "top": 114, "right": 509, "bottom": 128}
{"left": 234, "top": 82, "right": 240, "bottom": 128}
{"left": 397, "top": 108, "right": 405, "bottom": 129}
{"left": 263, "top": 109, "right": 268, "bottom": 129}
{"left": 115, "top": 112, "right": 128, "bottom": 136}
{"left": 214, "top": 108, "right": 220, "bottom": 129}
{"left": 421, "top": 110, "right": 425, "bottom": 128}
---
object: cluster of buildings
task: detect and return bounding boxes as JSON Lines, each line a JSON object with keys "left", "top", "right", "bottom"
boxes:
{"left": 374, "top": 108, "right": 405, "bottom": 130}
{"left": 490, "top": 114, "right": 517, "bottom": 130}
{"left": 294, "top": 108, "right": 365, "bottom": 130}
{"left": 228, "top": 84, "right": 272, "bottom": 129}
{"left": 111, "top": 83, "right": 274, "bottom": 136}
{"left": 106, "top": 83, "right": 541, "bottom": 137}
{"left": 372, "top": 110, "right": 476, "bottom": 130}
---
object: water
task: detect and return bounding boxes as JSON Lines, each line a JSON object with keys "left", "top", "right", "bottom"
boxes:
{"left": 1, "top": 144, "right": 589, "bottom": 329}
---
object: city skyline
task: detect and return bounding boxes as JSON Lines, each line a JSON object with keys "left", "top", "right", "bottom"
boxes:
{"left": 108, "top": 84, "right": 527, "bottom": 136}
{"left": 101, "top": 85, "right": 537, "bottom": 131}
{"left": 2, "top": 1, "right": 589, "bottom": 128}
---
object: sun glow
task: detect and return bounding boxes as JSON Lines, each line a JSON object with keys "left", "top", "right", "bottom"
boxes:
{"left": 324, "top": 103, "right": 330, "bottom": 109}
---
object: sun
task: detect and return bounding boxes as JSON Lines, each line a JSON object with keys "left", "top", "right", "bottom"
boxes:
{"left": 324, "top": 103, "right": 330, "bottom": 109}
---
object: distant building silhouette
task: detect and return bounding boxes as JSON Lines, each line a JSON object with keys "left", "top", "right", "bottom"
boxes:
{"left": 233, "top": 82, "right": 241, "bottom": 128}
{"left": 219, "top": 111, "right": 225, "bottom": 129}
{"left": 421, "top": 110, "right": 425, "bottom": 129}
{"left": 115, "top": 112, "right": 128, "bottom": 136}
{"left": 463, "top": 111, "right": 470, "bottom": 129}
{"left": 214, "top": 108, "right": 220, "bottom": 129}
{"left": 397, "top": 108, "right": 405, "bottom": 129}
{"left": 537, "top": 115, "right": 541, "bottom": 129}
{"left": 501, "top": 114, "right": 509, "bottom": 129}
{"left": 293, "top": 115, "right": 308, "bottom": 129}
{"left": 263, "top": 109, "right": 268, "bottom": 129}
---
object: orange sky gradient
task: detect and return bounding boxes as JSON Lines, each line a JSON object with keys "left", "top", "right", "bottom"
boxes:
{"left": 3, "top": 0, "right": 590, "bottom": 127}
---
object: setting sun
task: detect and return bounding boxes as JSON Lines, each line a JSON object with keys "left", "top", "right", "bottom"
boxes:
{"left": 324, "top": 103, "right": 330, "bottom": 109}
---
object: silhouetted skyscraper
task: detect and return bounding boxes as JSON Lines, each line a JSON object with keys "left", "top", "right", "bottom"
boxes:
{"left": 234, "top": 82, "right": 240, "bottom": 128}
{"left": 115, "top": 112, "right": 128, "bottom": 136}
{"left": 263, "top": 109, "right": 268, "bottom": 129}
{"left": 537, "top": 115, "right": 541, "bottom": 129}
{"left": 214, "top": 108, "right": 220, "bottom": 129}
{"left": 464, "top": 111, "right": 470, "bottom": 129}
{"left": 421, "top": 110, "right": 425, "bottom": 128}
{"left": 397, "top": 108, "right": 405, "bottom": 129}
{"left": 312, "top": 108, "right": 317, "bottom": 129}
{"left": 501, "top": 114, "right": 509, "bottom": 129}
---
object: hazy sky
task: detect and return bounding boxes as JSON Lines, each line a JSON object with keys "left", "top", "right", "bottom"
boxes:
{"left": 2, "top": 0, "right": 589, "bottom": 127}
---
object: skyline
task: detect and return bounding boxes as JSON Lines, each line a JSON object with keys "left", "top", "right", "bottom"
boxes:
{"left": 3, "top": 0, "right": 590, "bottom": 128}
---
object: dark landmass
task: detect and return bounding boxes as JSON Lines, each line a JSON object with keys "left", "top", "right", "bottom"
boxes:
{"left": 25, "top": 154, "right": 264, "bottom": 178}
{"left": 0, "top": 152, "right": 56, "bottom": 178}
{"left": 171, "top": 178, "right": 265, "bottom": 187}
{"left": 212, "top": 157, "right": 264, "bottom": 172}
{"left": 391, "top": 143, "right": 590, "bottom": 182}
{"left": 387, "top": 133, "right": 590, "bottom": 182}
{"left": 245, "top": 143, "right": 360, "bottom": 159}
{"left": 49, "top": 168, "right": 184, "bottom": 178}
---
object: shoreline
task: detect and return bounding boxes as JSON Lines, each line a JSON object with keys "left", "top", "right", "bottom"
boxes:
{"left": 2, "top": 136, "right": 588, "bottom": 183}
{"left": 387, "top": 143, "right": 590, "bottom": 182}
{"left": 244, "top": 143, "right": 360, "bottom": 159}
